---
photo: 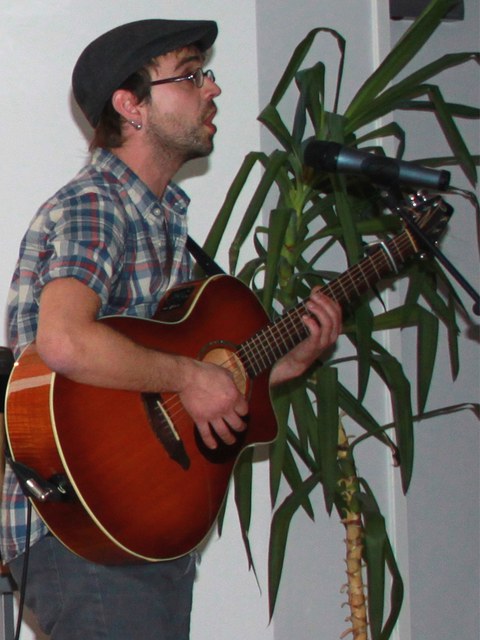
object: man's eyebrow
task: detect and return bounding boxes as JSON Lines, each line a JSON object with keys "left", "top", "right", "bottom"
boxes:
{"left": 174, "top": 53, "right": 205, "bottom": 71}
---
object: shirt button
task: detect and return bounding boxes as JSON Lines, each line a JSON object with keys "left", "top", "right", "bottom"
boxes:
{"left": 153, "top": 208, "right": 161, "bottom": 216}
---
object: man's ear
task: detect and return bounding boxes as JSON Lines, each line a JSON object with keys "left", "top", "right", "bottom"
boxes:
{"left": 111, "top": 89, "right": 143, "bottom": 123}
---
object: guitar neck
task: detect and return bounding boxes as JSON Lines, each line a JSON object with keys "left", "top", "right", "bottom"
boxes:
{"left": 238, "top": 225, "right": 419, "bottom": 378}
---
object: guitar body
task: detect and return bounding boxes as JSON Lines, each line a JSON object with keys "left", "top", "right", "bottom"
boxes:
{"left": 5, "top": 275, "right": 276, "bottom": 564}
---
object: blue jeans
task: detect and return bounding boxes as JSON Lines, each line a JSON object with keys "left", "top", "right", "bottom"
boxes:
{"left": 8, "top": 535, "right": 196, "bottom": 639}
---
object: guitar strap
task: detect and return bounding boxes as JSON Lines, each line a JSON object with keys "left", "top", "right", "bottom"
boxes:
{"left": 0, "top": 348, "right": 14, "bottom": 499}
{"left": 186, "top": 235, "right": 225, "bottom": 276}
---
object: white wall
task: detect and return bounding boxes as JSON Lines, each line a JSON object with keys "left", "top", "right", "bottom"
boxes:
{"left": 391, "top": 2, "right": 480, "bottom": 638}
{"left": 1, "top": 1, "right": 478, "bottom": 639}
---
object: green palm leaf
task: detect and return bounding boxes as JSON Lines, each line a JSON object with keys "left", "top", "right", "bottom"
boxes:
{"left": 358, "top": 482, "right": 404, "bottom": 639}
{"left": 268, "top": 472, "right": 322, "bottom": 619}
{"left": 371, "top": 350, "right": 414, "bottom": 492}
{"left": 345, "top": 0, "right": 459, "bottom": 119}
{"left": 313, "top": 366, "right": 339, "bottom": 512}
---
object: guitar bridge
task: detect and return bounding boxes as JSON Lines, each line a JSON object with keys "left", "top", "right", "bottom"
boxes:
{"left": 142, "top": 393, "right": 191, "bottom": 470}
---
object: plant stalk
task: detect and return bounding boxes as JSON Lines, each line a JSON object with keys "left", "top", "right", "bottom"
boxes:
{"left": 338, "top": 424, "right": 368, "bottom": 640}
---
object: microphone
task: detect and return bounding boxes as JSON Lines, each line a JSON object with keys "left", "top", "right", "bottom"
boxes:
{"left": 304, "top": 140, "right": 451, "bottom": 191}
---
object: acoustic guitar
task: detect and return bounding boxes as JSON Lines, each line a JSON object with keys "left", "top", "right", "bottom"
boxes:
{"left": 5, "top": 195, "right": 451, "bottom": 564}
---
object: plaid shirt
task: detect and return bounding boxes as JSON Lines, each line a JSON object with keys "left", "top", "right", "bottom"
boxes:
{"left": 1, "top": 148, "right": 191, "bottom": 562}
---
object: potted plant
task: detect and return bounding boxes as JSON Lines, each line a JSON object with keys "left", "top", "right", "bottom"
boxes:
{"left": 201, "top": 0, "right": 479, "bottom": 638}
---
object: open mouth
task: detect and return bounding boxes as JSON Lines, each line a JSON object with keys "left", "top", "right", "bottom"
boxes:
{"left": 204, "top": 107, "right": 217, "bottom": 133}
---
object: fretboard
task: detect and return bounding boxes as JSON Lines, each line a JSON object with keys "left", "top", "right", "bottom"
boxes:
{"left": 237, "top": 225, "right": 419, "bottom": 378}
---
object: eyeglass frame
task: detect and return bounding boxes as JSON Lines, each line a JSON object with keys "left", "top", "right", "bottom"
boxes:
{"left": 149, "top": 68, "right": 215, "bottom": 89}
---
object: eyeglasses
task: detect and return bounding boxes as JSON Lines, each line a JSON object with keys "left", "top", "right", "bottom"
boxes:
{"left": 150, "top": 68, "right": 215, "bottom": 89}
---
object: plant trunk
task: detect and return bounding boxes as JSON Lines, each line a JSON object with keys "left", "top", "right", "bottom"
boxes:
{"left": 338, "top": 425, "right": 369, "bottom": 640}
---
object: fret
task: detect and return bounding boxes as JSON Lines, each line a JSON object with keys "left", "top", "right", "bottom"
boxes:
{"left": 391, "top": 230, "right": 416, "bottom": 265}
{"left": 288, "top": 307, "right": 310, "bottom": 342}
{"left": 258, "top": 331, "right": 274, "bottom": 365}
{"left": 239, "top": 344, "right": 261, "bottom": 378}
{"left": 271, "top": 318, "right": 293, "bottom": 354}
{"left": 350, "top": 263, "right": 368, "bottom": 290}
{"left": 249, "top": 333, "right": 272, "bottom": 371}
{"left": 344, "top": 267, "right": 363, "bottom": 297}
{"left": 267, "top": 322, "right": 293, "bottom": 358}
{"left": 369, "top": 249, "right": 384, "bottom": 279}
{"left": 333, "top": 276, "right": 353, "bottom": 304}
{"left": 372, "top": 247, "right": 393, "bottom": 279}
{"left": 262, "top": 329, "right": 283, "bottom": 365}
{"left": 354, "top": 259, "right": 372, "bottom": 291}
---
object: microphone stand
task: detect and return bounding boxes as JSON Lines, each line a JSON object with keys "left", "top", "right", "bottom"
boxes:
{"left": 380, "top": 184, "right": 480, "bottom": 317}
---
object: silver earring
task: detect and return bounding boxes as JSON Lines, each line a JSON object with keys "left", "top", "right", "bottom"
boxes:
{"left": 129, "top": 120, "right": 142, "bottom": 130}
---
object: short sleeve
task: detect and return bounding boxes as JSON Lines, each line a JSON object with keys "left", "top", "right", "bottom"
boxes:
{"left": 36, "top": 192, "right": 127, "bottom": 307}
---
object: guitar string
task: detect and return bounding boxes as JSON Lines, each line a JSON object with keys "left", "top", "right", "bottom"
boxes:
{"left": 238, "top": 227, "right": 412, "bottom": 374}
{"left": 154, "top": 228, "right": 418, "bottom": 428}
{"left": 155, "top": 228, "right": 415, "bottom": 426}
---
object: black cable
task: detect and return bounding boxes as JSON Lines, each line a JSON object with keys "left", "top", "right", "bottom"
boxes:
{"left": 13, "top": 500, "right": 32, "bottom": 640}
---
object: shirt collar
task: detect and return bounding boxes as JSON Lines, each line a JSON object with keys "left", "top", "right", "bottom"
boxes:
{"left": 90, "top": 148, "right": 190, "bottom": 216}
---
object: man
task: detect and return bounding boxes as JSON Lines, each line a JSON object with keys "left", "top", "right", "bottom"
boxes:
{"left": 1, "top": 18, "right": 341, "bottom": 639}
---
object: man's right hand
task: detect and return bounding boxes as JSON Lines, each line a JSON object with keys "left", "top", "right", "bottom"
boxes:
{"left": 177, "top": 359, "right": 248, "bottom": 450}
